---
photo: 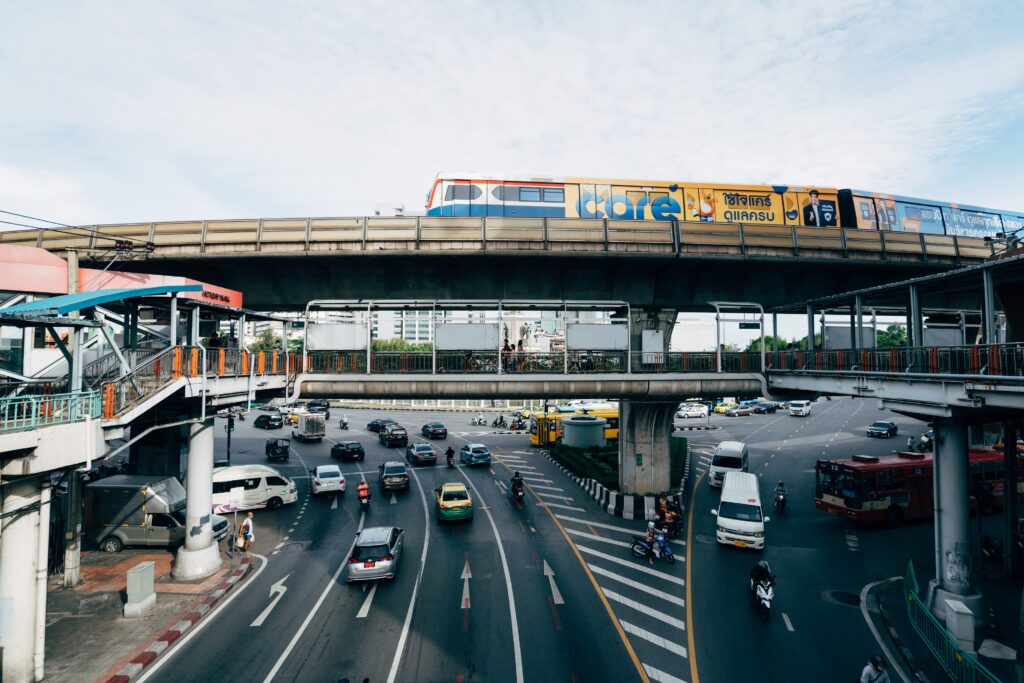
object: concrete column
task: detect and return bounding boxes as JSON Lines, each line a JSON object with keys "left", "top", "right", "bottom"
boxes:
{"left": 618, "top": 400, "right": 676, "bottom": 495}
{"left": 169, "top": 294, "right": 178, "bottom": 347}
{"left": 1003, "top": 422, "right": 1018, "bottom": 577}
{"left": 62, "top": 472, "right": 82, "bottom": 587}
{"left": 982, "top": 269, "right": 997, "bottom": 345}
{"left": 908, "top": 284, "right": 923, "bottom": 347}
{"left": 173, "top": 419, "right": 221, "bottom": 580}
{"left": 930, "top": 417, "right": 984, "bottom": 621}
{"left": 0, "top": 477, "right": 49, "bottom": 683}
{"left": 630, "top": 308, "right": 677, "bottom": 371}
{"left": 854, "top": 295, "right": 864, "bottom": 352}
{"left": 806, "top": 304, "right": 816, "bottom": 353}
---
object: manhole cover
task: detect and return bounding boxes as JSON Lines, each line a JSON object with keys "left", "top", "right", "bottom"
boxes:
{"left": 695, "top": 534, "right": 717, "bottom": 544}
{"left": 278, "top": 541, "right": 308, "bottom": 553}
{"left": 823, "top": 589, "right": 861, "bottom": 607}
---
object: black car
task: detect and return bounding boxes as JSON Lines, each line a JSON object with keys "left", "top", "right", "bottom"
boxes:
{"left": 752, "top": 401, "right": 778, "bottom": 414}
{"left": 367, "top": 418, "right": 398, "bottom": 433}
{"left": 379, "top": 425, "right": 409, "bottom": 447}
{"left": 867, "top": 421, "right": 899, "bottom": 438}
{"left": 405, "top": 442, "right": 437, "bottom": 466}
{"left": 306, "top": 400, "right": 331, "bottom": 420}
{"left": 331, "top": 441, "right": 365, "bottom": 462}
{"left": 421, "top": 422, "right": 447, "bottom": 439}
{"left": 265, "top": 438, "right": 290, "bottom": 461}
{"left": 254, "top": 413, "right": 284, "bottom": 429}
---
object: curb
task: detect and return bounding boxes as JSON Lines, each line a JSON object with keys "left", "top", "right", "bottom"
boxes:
{"left": 877, "top": 586, "right": 930, "bottom": 683}
{"left": 543, "top": 452, "right": 683, "bottom": 520}
{"left": 104, "top": 556, "right": 252, "bottom": 683}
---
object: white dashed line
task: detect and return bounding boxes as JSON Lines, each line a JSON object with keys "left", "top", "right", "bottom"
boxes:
{"left": 621, "top": 620, "right": 688, "bottom": 658}
{"left": 782, "top": 612, "right": 795, "bottom": 631}
{"left": 565, "top": 528, "right": 631, "bottom": 548}
{"left": 590, "top": 565, "right": 685, "bottom": 607}
{"left": 644, "top": 663, "right": 687, "bottom": 683}
{"left": 602, "top": 588, "right": 685, "bottom": 630}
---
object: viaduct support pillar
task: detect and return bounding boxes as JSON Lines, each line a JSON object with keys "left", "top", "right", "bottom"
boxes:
{"left": 62, "top": 471, "right": 82, "bottom": 587}
{"left": 0, "top": 476, "right": 52, "bottom": 683}
{"left": 619, "top": 400, "right": 676, "bottom": 496}
{"left": 930, "top": 417, "right": 984, "bottom": 621}
{"left": 173, "top": 419, "right": 221, "bottom": 580}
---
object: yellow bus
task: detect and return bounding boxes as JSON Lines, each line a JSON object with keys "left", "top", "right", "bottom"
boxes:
{"left": 529, "top": 405, "right": 619, "bottom": 447}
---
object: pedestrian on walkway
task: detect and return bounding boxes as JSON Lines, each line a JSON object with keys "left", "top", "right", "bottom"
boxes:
{"left": 859, "top": 655, "right": 889, "bottom": 683}
{"left": 240, "top": 511, "right": 254, "bottom": 553}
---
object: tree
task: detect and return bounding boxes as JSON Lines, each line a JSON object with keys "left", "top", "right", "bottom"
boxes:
{"left": 876, "top": 324, "right": 908, "bottom": 349}
{"left": 745, "top": 336, "right": 790, "bottom": 353}
{"left": 248, "top": 329, "right": 281, "bottom": 351}
{"left": 371, "top": 338, "right": 432, "bottom": 353}
{"left": 287, "top": 337, "right": 304, "bottom": 354}
{"left": 794, "top": 334, "right": 822, "bottom": 351}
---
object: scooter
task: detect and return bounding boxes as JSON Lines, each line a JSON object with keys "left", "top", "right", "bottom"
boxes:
{"left": 447, "top": 455, "right": 455, "bottom": 469}
{"left": 629, "top": 533, "right": 675, "bottom": 564}
{"left": 749, "top": 577, "right": 775, "bottom": 621}
{"left": 338, "top": 417, "right": 349, "bottom": 430}
{"left": 510, "top": 418, "right": 526, "bottom": 430}
{"left": 774, "top": 492, "right": 787, "bottom": 513}
{"left": 511, "top": 481, "right": 525, "bottom": 503}
{"left": 492, "top": 417, "right": 508, "bottom": 428}
{"left": 470, "top": 416, "right": 487, "bottom": 426}
{"left": 358, "top": 488, "right": 371, "bottom": 511}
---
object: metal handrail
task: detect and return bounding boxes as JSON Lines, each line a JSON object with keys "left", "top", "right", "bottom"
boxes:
{"left": 100, "top": 345, "right": 198, "bottom": 418}
{"left": 0, "top": 390, "right": 101, "bottom": 432}
{"left": 769, "top": 343, "right": 1024, "bottom": 379}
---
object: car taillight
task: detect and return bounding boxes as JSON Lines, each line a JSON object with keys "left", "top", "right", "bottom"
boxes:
{"left": 348, "top": 555, "right": 359, "bottom": 563}
{"left": 382, "top": 554, "right": 394, "bottom": 561}
{"left": 314, "top": 479, "right": 321, "bottom": 486}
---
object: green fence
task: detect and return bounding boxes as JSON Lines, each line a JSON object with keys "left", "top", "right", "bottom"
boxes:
{"left": 904, "top": 560, "right": 1001, "bottom": 683}
{"left": 0, "top": 390, "right": 101, "bottom": 432}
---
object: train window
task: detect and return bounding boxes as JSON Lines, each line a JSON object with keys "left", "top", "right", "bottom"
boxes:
{"left": 543, "top": 188, "right": 564, "bottom": 203}
{"left": 519, "top": 187, "right": 541, "bottom": 202}
{"left": 445, "top": 184, "right": 481, "bottom": 201}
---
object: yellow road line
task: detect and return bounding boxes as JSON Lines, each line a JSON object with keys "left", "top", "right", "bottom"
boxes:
{"left": 687, "top": 471, "right": 704, "bottom": 683}
{"left": 496, "top": 457, "right": 650, "bottom": 683}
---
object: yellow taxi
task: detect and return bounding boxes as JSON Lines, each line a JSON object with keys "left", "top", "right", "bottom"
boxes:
{"left": 434, "top": 482, "right": 474, "bottom": 522}
{"left": 713, "top": 401, "right": 738, "bottom": 414}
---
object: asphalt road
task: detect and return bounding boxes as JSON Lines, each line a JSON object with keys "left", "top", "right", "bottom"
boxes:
{"left": 137, "top": 400, "right": 935, "bottom": 683}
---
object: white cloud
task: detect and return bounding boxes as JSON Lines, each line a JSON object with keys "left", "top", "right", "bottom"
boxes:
{"left": 0, "top": 0, "right": 1022, "bottom": 225}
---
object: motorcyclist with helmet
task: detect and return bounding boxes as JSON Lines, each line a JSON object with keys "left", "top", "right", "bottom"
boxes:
{"left": 645, "top": 521, "right": 659, "bottom": 565}
{"left": 749, "top": 559, "right": 775, "bottom": 592}
{"left": 445, "top": 446, "right": 456, "bottom": 467}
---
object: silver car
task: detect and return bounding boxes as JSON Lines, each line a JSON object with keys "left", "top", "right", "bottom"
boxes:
{"left": 347, "top": 526, "right": 405, "bottom": 582}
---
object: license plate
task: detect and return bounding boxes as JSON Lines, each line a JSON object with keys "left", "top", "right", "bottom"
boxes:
{"left": 364, "top": 561, "right": 376, "bottom": 568}
{"left": 732, "top": 540, "right": 747, "bottom": 548}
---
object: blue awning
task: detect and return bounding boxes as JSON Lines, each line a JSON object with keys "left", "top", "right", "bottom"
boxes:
{"left": 2, "top": 285, "right": 202, "bottom": 315}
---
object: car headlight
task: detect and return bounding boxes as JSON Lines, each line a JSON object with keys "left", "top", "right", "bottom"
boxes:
{"left": 716, "top": 525, "right": 727, "bottom": 534}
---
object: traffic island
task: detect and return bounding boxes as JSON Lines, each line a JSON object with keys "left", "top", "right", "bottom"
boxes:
{"left": 44, "top": 547, "right": 251, "bottom": 683}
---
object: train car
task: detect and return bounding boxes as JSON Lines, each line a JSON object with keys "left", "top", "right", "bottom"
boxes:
{"left": 425, "top": 172, "right": 840, "bottom": 228}
{"left": 838, "top": 189, "right": 1024, "bottom": 238}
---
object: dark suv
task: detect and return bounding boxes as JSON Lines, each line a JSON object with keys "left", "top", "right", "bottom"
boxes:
{"left": 306, "top": 400, "right": 331, "bottom": 420}
{"left": 421, "top": 422, "right": 448, "bottom": 439}
{"left": 331, "top": 441, "right": 365, "bottom": 462}
{"left": 379, "top": 461, "right": 410, "bottom": 491}
{"left": 379, "top": 425, "right": 409, "bottom": 447}
{"left": 254, "top": 413, "right": 284, "bottom": 429}
{"left": 367, "top": 418, "right": 398, "bottom": 433}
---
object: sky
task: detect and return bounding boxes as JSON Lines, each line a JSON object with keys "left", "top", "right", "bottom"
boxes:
{"left": 2, "top": 1, "right": 1024, "bottom": 229}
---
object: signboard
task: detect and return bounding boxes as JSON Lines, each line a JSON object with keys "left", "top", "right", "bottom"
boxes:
{"left": 229, "top": 486, "right": 244, "bottom": 510}
{"left": 738, "top": 322, "right": 761, "bottom": 330}
{"left": 306, "top": 323, "right": 367, "bottom": 351}
{"left": 434, "top": 323, "right": 499, "bottom": 351}
{"left": 566, "top": 324, "right": 628, "bottom": 351}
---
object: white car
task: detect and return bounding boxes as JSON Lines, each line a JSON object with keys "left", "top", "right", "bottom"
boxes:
{"left": 676, "top": 403, "right": 709, "bottom": 419}
{"left": 312, "top": 465, "right": 346, "bottom": 495}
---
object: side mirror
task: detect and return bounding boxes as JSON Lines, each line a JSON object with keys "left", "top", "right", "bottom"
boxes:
{"left": 763, "top": 516, "right": 771, "bottom": 523}
{"left": 710, "top": 509, "right": 718, "bottom": 516}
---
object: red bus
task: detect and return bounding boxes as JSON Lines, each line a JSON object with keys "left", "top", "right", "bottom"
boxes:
{"left": 815, "top": 448, "right": 1023, "bottom": 526}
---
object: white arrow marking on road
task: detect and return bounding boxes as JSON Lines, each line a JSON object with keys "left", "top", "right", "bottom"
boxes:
{"left": 250, "top": 573, "right": 291, "bottom": 627}
{"left": 330, "top": 495, "right": 338, "bottom": 510}
{"left": 356, "top": 583, "right": 378, "bottom": 618}
{"left": 461, "top": 558, "right": 472, "bottom": 609}
{"left": 543, "top": 560, "right": 564, "bottom": 605}
{"left": 390, "top": 492, "right": 397, "bottom": 505}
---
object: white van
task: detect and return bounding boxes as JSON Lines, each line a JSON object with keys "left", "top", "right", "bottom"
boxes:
{"left": 711, "top": 471, "right": 768, "bottom": 550}
{"left": 708, "top": 441, "right": 749, "bottom": 488}
{"left": 789, "top": 400, "right": 812, "bottom": 416}
{"left": 212, "top": 464, "right": 298, "bottom": 512}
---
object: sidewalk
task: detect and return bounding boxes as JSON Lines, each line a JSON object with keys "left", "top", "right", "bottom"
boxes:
{"left": 45, "top": 545, "right": 251, "bottom": 683}
{"left": 874, "top": 571, "right": 1020, "bottom": 682}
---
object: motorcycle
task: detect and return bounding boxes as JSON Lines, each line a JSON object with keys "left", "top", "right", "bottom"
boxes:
{"left": 510, "top": 418, "right": 526, "bottom": 430}
{"left": 447, "top": 455, "right": 455, "bottom": 469}
{"left": 774, "top": 492, "right": 787, "bottom": 513}
{"left": 357, "top": 487, "right": 371, "bottom": 510}
{"left": 749, "top": 577, "right": 775, "bottom": 621}
{"left": 629, "top": 533, "right": 675, "bottom": 564}
{"left": 237, "top": 412, "right": 245, "bottom": 421}
{"left": 492, "top": 417, "right": 508, "bottom": 428}
{"left": 338, "top": 417, "right": 349, "bottom": 430}
{"left": 470, "top": 416, "right": 487, "bottom": 426}
{"left": 981, "top": 535, "right": 1004, "bottom": 564}
{"left": 511, "top": 481, "right": 525, "bottom": 503}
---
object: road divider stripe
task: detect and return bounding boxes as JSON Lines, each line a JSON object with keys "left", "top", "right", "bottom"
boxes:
{"left": 620, "top": 620, "right": 688, "bottom": 658}
{"left": 542, "top": 502, "right": 586, "bottom": 512}
{"left": 576, "top": 545, "right": 685, "bottom": 585}
{"left": 602, "top": 588, "right": 686, "bottom": 631}
{"left": 531, "top": 485, "right": 565, "bottom": 492}
{"left": 590, "top": 565, "right": 685, "bottom": 607}
{"left": 644, "top": 663, "right": 688, "bottom": 683}
{"left": 566, "top": 528, "right": 631, "bottom": 548}
{"left": 555, "top": 515, "right": 686, "bottom": 547}
{"left": 535, "top": 491, "right": 577, "bottom": 502}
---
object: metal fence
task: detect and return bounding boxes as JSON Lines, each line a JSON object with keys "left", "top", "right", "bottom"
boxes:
{"left": 769, "top": 343, "right": 1024, "bottom": 377}
{"left": 100, "top": 346, "right": 201, "bottom": 418}
{"left": 904, "top": 560, "right": 1000, "bottom": 683}
{"left": 0, "top": 390, "right": 101, "bottom": 432}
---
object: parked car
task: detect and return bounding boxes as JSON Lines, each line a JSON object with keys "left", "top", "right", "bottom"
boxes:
{"left": 367, "top": 418, "right": 398, "bottom": 433}
{"left": 867, "top": 421, "right": 899, "bottom": 438}
{"left": 460, "top": 443, "right": 492, "bottom": 466}
{"left": 347, "top": 526, "right": 405, "bottom": 582}
{"left": 713, "top": 402, "right": 738, "bottom": 414}
{"left": 421, "top": 422, "right": 448, "bottom": 439}
{"left": 435, "top": 482, "right": 474, "bottom": 522}
{"left": 306, "top": 399, "right": 331, "bottom": 420}
{"left": 752, "top": 401, "right": 778, "bottom": 414}
{"left": 676, "top": 403, "right": 709, "bottom": 419}
{"left": 254, "top": 413, "right": 284, "bottom": 429}
{"left": 379, "top": 461, "right": 410, "bottom": 491}
{"left": 379, "top": 424, "right": 409, "bottom": 447}
{"left": 331, "top": 441, "right": 365, "bottom": 462}
{"left": 311, "top": 465, "right": 346, "bottom": 496}
{"left": 265, "top": 438, "right": 290, "bottom": 461}
{"left": 406, "top": 443, "right": 437, "bottom": 466}
{"left": 725, "top": 405, "right": 754, "bottom": 417}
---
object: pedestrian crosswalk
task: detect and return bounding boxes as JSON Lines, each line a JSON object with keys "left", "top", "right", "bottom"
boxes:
{"left": 555, "top": 513, "right": 689, "bottom": 682}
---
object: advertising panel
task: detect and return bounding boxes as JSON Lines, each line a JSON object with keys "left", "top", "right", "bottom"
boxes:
{"left": 941, "top": 206, "right": 1003, "bottom": 238}
{"left": 896, "top": 202, "right": 945, "bottom": 234}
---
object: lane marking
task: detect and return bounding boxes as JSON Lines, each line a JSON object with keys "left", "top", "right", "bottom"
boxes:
{"left": 541, "top": 502, "right": 586, "bottom": 512}
{"left": 602, "top": 588, "right": 685, "bottom": 630}
{"left": 461, "top": 557, "right": 472, "bottom": 609}
{"left": 590, "top": 565, "right": 685, "bottom": 607}
{"left": 543, "top": 560, "right": 565, "bottom": 605}
{"left": 781, "top": 612, "right": 794, "bottom": 632}
{"left": 535, "top": 491, "right": 577, "bottom": 502}
{"left": 555, "top": 515, "right": 686, "bottom": 547}
{"left": 860, "top": 578, "right": 913, "bottom": 683}
{"left": 356, "top": 583, "right": 377, "bottom": 619}
{"left": 576, "top": 545, "right": 685, "bottom": 585}
{"left": 566, "top": 528, "right": 630, "bottom": 548}
{"left": 621, "top": 620, "right": 688, "bottom": 658}
{"left": 330, "top": 496, "right": 337, "bottom": 510}
{"left": 531, "top": 485, "right": 565, "bottom": 492}
{"left": 644, "top": 663, "right": 688, "bottom": 683}
{"left": 687, "top": 471, "right": 702, "bottom": 683}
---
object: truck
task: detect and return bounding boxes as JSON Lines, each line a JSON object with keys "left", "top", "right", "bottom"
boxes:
{"left": 84, "top": 475, "right": 231, "bottom": 553}
{"left": 293, "top": 412, "right": 326, "bottom": 442}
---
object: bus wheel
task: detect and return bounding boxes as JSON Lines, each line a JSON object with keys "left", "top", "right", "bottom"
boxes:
{"left": 884, "top": 506, "right": 903, "bottom": 528}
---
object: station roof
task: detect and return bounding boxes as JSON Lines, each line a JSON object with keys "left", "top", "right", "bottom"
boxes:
{"left": 2, "top": 285, "right": 202, "bottom": 315}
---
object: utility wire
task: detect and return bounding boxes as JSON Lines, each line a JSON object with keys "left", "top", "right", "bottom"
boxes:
{"left": 0, "top": 208, "right": 144, "bottom": 246}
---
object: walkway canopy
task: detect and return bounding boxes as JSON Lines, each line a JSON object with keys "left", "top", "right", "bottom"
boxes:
{"left": 2, "top": 285, "right": 202, "bottom": 316}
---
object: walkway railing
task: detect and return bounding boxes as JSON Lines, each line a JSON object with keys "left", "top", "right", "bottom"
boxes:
{"left": 768, "top": 343, "right": 1024, "bottom": 378}
{"left": 302, "top": 350, "right": 763, "bottom": 375}
{"left": 0, "top": 391, "right": 101, "bottom": 432}
{"left": 904, "top": 560, "right": 1000, "bottom": 683}
{"left": 101, "top": 346, "right": 200, "bottom": 418}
